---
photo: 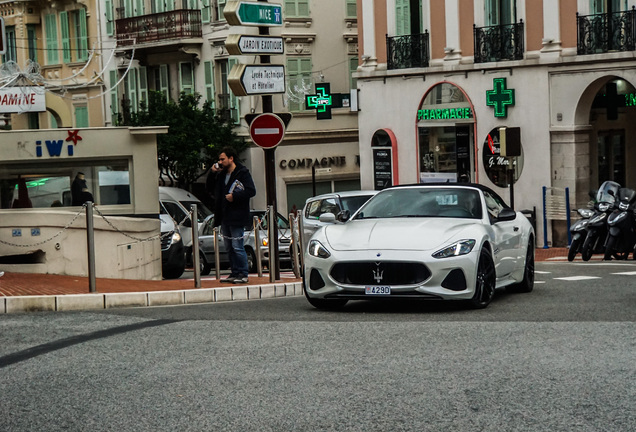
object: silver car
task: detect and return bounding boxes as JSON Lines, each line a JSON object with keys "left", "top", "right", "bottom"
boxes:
{"left": 198, "top": 211, "right": 292, "bottom": 275}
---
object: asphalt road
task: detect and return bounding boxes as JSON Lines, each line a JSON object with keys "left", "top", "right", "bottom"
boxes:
{"left": 1, "top": 261, "right": 634, "bottom": 431}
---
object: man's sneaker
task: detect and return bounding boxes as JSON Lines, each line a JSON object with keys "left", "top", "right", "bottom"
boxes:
{"left": 0, "top": 271, "right": 4, "bottom": 277}
{"left": 233, "top": 276, "right": 248, "bottom": 284}
{"left": 221, "top": 276, "right": 236, "bottom": 283}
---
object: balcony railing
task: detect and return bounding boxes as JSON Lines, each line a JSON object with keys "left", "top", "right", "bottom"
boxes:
{"left": 474, "top": 21, "right": 524, "bottom": 63}
{"left": 116, "top": 9, "right": 202, "bottom": 47}
{"left": 386, "top": 31, "right": 430, "bottom": 70}
{"left": 577, "top": 8, "right": 636, "bottom": 55}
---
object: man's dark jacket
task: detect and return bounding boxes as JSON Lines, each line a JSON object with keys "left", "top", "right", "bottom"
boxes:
{"left": 206, "top": 162, "right": 256, "bottom": 228}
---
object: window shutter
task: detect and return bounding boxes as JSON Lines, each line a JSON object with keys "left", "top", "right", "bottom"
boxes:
{"left": 75, "top": 106, "right": 89, "bottom": 128}
{"left": 125, "top": 0, "right": 133, "bottom": 18}
{"left": 78, "top": 8, "right": 88, "bottom": 61}
{"left": 45, "top": 14, "right": 59, "bottom": 64}
{"left": 110, "top": 70, "right": 119, "bottom": 120}
{"left": 204, "top": 61, "right": 215, "bottom": 108}
{"left": 166, "top": 0, "right": 175, "bottom": 11}
{"left": 27, "top": 25, "right": 38, "bottom": 62}
{"left": 346, "top": 0, "right": 356, "bottom": 18}
{"left": 202, "top": 0, "right": 211, "bottom": 22}
{"left": 128, "top": 68, "right": 138, "bottom": 112}
{"left": 138, "top": 66, "right": 148, "bottom": 107}
{"left": 105, "top": 0, "right": 114, "bottom": 36}
{"left": 60, "top": 12, "right": 71, "bottom": 63}
{"left": 179, "top": 62, "right": 194, "bottom": 95}
{"left": 298, "top": 0, "right": 309, "bottom": 17}
{"left": 135, "top": 0, "right": 145, "bottom": 15}
{"left": 349, "top": 56, "right": 358, "bottom": 90}
{"left": 284, "top": 0, "right": 296, "bottom": 17}
{"left": 395, "top": 0, "right": 410, "bottom": 35}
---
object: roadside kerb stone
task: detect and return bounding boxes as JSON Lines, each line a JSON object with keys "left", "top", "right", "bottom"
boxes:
{"left": 104, "top": 292, "right": 148, "bottom": 309}
{"left": 6, "top": 295, "right": 56, "bottom": 313}
{"left": 275, "top": 284, "right": 286, "bottom": 297}
{"left": 1, "top": 297, "right": 5, "bottom": 313}
{"left": 285, "top": 283, "right": 296, "bottom": 296}
{"left": 294, "top": 282, "right": 303, "bottom": 296}
{"left": 215, "top": 287, "right": 233, "bottom": 302}
{"left": 184, "top": 288, "right": 215, "bottom": 304}
{"left": 232, "top": 286, "right": 248, "bottom": 300}
{"left": 261, "top": 285, "right": 275, "bottom": 298}
{"left": 147, "top": 291, "right": 185, "bottom": 307}
{"left": 248, "top": 286, "right": 261, "bottom": 299}
{"left": 56, "top": 294, "right": 105, "bottom": 311}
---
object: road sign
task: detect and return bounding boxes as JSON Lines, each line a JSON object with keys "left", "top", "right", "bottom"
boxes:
{"left": 0, "top": 17, "right": 5, "bottom": 55}
{"left": 228, "top": 64, "right": 285, "bottom": 97}
{"left": 225, "top": 34, "right": 284, "bottom": 55}
{"left": 246, "top": 112, "right": 292, "bottom": 127}
{"left": 249, "top": 113, "right": 285, "bottom": 149}
{"left": 224, "top": 1, "right": 283, "bottom": 27}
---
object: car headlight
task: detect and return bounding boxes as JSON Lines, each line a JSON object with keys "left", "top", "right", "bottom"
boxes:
{"left": 308, "top": 240, "right": 331, "bottom": 258}
{"left": 262, "top": 237, "right": 268, "bottom": 247}
{"left": 433, "top": 239, "right": 476, "bottom": 259}
{"left": 171, "top": 231, "right": 181, "bottom": 243}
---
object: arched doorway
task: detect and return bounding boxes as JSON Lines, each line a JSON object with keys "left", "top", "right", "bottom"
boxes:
{"left": 416, "top": 82, "right": 476, "bottom": 183}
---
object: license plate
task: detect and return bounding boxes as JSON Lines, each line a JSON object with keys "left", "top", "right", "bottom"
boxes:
{"left": 365, "top": 286, "right": 391, "bottom": 295}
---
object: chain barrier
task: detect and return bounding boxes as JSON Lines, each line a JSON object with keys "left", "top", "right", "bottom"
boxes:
{"left": 92, "top": 204, "right": 167, "bottom": 243}
{"left": 214, "top": 210, "right": 291, "bottom": 242}
{"left": 0, "top": 205, "right": 87, "bottom": 248}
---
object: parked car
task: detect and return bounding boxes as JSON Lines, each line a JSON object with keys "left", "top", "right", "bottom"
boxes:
{"left": 159, "top": 202, "right": 185, "bottom": 279}
{"left": 159, "top": 186, "right": 212, "bottom": 264}
{"left": 303, "top": 183, "right": 535, "bottom": 310}
{"left": 198, "top": 210, "right": 292, "bottom": 275}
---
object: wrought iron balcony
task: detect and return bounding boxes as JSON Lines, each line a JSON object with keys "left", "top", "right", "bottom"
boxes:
{"left": 116, "top": 9, "right": 202, "bottom": 47}
{"left": 386, "top": 32, "right": 430, "bottom": 70}
{"left": 473, "top": 21, "right": 524, "bottom": 63}
{"left": 577, "top": 8, "right": 636, "bottom": 55}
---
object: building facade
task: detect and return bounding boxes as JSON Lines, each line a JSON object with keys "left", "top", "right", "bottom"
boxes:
{"left": 103, "top": 0, "right": 361, "bottom": 214}
{"left": 356, "top": 0, "right": 636, "bottom": 246}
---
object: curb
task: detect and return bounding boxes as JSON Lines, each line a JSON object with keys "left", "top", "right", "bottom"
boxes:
{"left": 1, "top": 282, "right": 304, "bottom": 314}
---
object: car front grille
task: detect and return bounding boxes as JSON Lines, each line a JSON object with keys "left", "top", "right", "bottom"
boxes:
{"left": 330, "top": 262, "right": 431, "bottom": 286}
{"left": 161, "top": 232, "right": 173, "bottom": 251}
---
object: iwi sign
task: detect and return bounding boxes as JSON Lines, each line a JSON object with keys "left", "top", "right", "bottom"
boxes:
{"left": 36, "top": 130, "right": 83, "bottom": 157}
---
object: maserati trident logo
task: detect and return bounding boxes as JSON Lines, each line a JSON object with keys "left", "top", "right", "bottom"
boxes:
{"left": 372, "top": 262, "right": 384, "bottom": 283}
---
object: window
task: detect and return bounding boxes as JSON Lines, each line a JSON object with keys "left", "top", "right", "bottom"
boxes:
{"left": 74, "top": 106, "right": 89, "bottom": 127}
{"left": 218, "top": 59, "right": 239, "bottom": 123}
{"left": 590, "top": 0, "right": 628, "bottom": 14}
{"left": 483, "top": 190, "right": 507, "bottom": 222}
{"left": 348, "top": 56, "right": 358, "bottom": 90}
{"left": 0, "top": 160, "right": 131, "bottom": 209}
{"left": 72, "top": 9, "right": 89, "bottom": 62}
{"left": 485, "top": 0, "right": 516, "bottom": 26}
{"left": 395, "top": 0, "right": 423, "bottom": 35}
{"left": 179, "top": 62, "right": 195, "bottom": 95}
{"left": 284, "top": 0, "right": 309, "bottom": 17}
{"left": 138, "top": 67, "right": 148, "bottom": 106}
{"left": 105, "top": 0, "right": 115, "bottom": 36}
{"left": 216, "top": 0, "right": 227, "bottom": 21}
{"left": 2, "top": 26, "right": 17, "bottom": 63}
{"left": 60, "top": 11, "right": 71, "bottom": 63}
{"left": 27, "top": 25, "right": 38, "bottom": 63}
{"left": 28, "top": 113, "right": 40, "bottom": 130}
{"left": 45, "top": 14, "right": 59, "bottom": 64}
{"left": 201, "top": 0, "right": 211, "bottom": 23}
{"left": 159, "top": 64, "right": 170, "bottom": 101}
{"left": 126, "top": 68, "right": 138, "bottom": 112}
{"left": 204, "top": 61, "right": 215, "bottom": 107}
{"left": 110, "top": 70, "right": 120, "bottom": 122}
{"left": 346, "top": 0, "right": 357, "bottom": 18}
{"left": 286, "top": 57, "right": 312, "bottom": 112}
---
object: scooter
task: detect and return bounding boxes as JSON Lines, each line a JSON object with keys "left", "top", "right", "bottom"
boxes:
{"left": 603, "top": 187, "right": 636, "bottom": 260}
{"left": 580, "top": 181, "right": 621, "bottom": 262}
{"left": 567, "top": 207, "right": 595, "bottom": 261}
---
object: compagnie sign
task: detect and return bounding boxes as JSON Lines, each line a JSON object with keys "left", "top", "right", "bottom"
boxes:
{"left": 0, "top": 87, "right": 46, "bottom": 113}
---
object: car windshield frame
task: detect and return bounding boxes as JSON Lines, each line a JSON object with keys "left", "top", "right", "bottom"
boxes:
{"left": 353, "top": 187, "right": 483, "bottom": 220}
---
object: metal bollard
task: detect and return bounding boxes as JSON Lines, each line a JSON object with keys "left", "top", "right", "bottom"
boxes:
{"left": 268, "top": 205, "right": 276, "bottom": 283}
{"left": 214, "top": 226, "right": 221, "bottom": 280}
{"left": 296, "top": 209, "right": 305, "bottom": 275}
{"left": 86, "top": 202, "right": 96, "bottom": 293}
{"left": 253, "top": 216, "right": 263, "bottom": 277}
{"left": 289, "top": 211, "right": 301, "bottom": 278}
{"left": 191, "top": 204, "right": 201, "bottom": 288}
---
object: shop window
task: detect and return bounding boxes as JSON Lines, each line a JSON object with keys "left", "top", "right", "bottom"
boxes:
{"left": 0, "top": 160, "right": 131, "bottom": 209}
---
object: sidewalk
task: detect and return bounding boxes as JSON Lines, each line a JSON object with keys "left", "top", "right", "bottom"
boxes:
{"left": 0, "top": 247, "right": 583, "bottom": 314}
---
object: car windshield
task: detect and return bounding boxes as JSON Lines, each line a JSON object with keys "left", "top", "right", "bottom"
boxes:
{"left": 246, "top": 211, "right": 290, "bottom": 230}
{"left": 180, "top": 200, "right": 212, "bottom": 223}
{"left": 353, "top": 188, "right": 482, "bottom": 219}
{"left": 340, "top": 195, "right": 375, "bottom": 213}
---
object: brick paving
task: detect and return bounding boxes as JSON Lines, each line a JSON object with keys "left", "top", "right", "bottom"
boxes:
{"left": 0, "top": 247, "right": 585, "bottom": 298}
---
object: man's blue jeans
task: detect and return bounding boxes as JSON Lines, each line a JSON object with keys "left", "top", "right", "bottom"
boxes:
{"left": 221, "top": 224, "right": 249, "bottom": 277}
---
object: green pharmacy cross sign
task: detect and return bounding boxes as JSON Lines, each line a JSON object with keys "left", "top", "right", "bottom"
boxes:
{"left": 306, "top": 83, "right": 333, "bottom": 120}
{"left": 486, "top": 77, "right": 515, "bottom": 118}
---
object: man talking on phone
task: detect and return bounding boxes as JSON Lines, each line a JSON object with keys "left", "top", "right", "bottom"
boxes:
{"left": 206, "top": 147, "right": 256, "bottom": 284}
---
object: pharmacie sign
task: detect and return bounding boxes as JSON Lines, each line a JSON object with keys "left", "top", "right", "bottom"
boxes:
{"left": 0, "top": 87, "right": 46, "bottom": 113}
{"left": 417, "top": 107, "right": 473, "bottom": 120}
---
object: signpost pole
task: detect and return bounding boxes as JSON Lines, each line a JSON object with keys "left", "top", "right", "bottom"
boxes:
{"left": 259, "top": 0, "right": 280, "bottom": 280}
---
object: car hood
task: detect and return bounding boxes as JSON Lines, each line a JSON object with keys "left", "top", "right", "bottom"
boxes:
{"left": 323, "top": 218, "right": 478, "bottom": 252}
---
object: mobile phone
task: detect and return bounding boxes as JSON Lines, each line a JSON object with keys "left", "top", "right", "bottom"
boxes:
{"left": 214, "top": 163, "right": 220, "bottom": 169}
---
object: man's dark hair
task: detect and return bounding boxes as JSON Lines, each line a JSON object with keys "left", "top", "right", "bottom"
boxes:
{"left": 220, "top": 146, "right": 240, "bottom": 162}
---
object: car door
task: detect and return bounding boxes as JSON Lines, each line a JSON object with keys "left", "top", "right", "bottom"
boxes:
{"left": 483, "top": 190, "right": 522, "bottom": 278}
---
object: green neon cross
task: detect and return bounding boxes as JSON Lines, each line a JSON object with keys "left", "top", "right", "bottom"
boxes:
{"left": 306, "top": 86, "right": 332, "bottom": 113}
{"left": 486, "top": 77, "right": 515, "bottom": 118}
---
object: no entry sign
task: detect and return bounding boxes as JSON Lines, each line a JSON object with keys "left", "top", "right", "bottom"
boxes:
{"left": 249, "top": 113, "right": 285, "bottom": 149}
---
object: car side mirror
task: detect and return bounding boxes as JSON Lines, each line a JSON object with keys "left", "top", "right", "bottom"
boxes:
{"left": 319, "top": 212, "right": 336, "bottom": 223}
{"left": 336, "top": 210, "right": 351, "bottom": 222}
{"left": 496, "top": 208, "right": 517, "bottom": 223}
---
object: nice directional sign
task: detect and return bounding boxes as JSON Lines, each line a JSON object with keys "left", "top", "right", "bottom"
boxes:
{"left": 228, "top": 64, "right": 285, "bottom": 96}
{"left": 225, "top": 34, "right": 284, "bottom": 55}
{"left": 224, "top": 1, "right": 283, "bottom": 27}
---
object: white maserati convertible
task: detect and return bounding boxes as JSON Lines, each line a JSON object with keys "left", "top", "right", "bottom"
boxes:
{"left": 303, "top": 184, "right": 535, "bottom": 310}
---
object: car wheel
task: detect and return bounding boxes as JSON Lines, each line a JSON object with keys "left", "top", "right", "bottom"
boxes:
{"left": 163, "top": 265, "right": 184, "bottom": 280}
{"left": 468, "top": 247, "right": 496, "bottom": 309}
{"left": 246, "top": 247, "right": 257, "bottom": 274}
{"left": 303, "top": 276, "right": 347, "bottom": 310}
{"left": 508, "top": 241, "right": 534, "bottom": 293}
{"left": 200, "top": 252, "right": 211, "bottom": 276}
{"left": 567, "top": 237, "right": 582, "bottom": 262}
